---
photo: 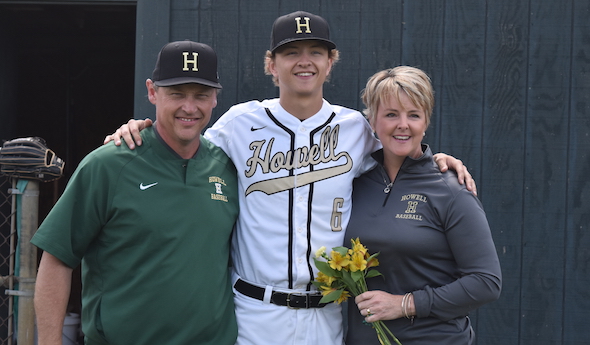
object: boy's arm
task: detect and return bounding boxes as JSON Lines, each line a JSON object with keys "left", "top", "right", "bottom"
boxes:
{"left": 434, "top": 153, "right": 477, "bottom": 196}
{"left": 103, "top": 118, "right": 153, "bottom": 149}
{"left": 102, "top": 119, "right": 477, "bottom": 195}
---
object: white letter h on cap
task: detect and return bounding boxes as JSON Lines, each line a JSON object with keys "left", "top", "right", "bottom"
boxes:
{"left": 183, "top": 52, "right": 198, "bottom": 71}
{"left": 295, "top": 17, "right": 311, "bottom": 33}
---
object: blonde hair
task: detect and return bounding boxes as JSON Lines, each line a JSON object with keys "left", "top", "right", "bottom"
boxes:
{"left": 361, "top": 66, "right": 434, "bottom": 128}
{"left": 263, "top": 47, "right": 340, "bottom": 86}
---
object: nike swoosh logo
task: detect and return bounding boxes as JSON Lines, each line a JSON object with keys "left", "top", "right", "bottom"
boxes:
{"left": 139, "top": 182, "right": 158, "bottom": 190}
{"left": 251, "top": 126, "right": 266, "bottom": 131}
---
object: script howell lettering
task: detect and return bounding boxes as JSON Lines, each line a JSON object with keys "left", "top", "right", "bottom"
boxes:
{"left": 244, "top": 125, "right": 352, "bottom": 195}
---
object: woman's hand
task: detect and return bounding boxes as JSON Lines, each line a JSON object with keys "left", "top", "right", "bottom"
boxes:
{"left": 355, "top": 291, "right": 411, "bottom": 323}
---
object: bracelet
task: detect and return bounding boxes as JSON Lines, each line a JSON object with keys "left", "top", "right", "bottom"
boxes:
{"left": 401, "top": 292, "right": 414, "bottom": 320}
{"left": 400, "top": 295, "right": 406, "bottom": 316}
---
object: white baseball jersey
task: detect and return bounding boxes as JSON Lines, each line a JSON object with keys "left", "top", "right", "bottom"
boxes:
{"left": 205, "top": 98, "right": 381, "bottom": 345}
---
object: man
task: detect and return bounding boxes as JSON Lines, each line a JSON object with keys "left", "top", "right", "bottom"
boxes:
{"left": 32, "top": 41, "right": 239, "bottom": 345}
{"left": 106, "top": 11, "right": 474, "bottom": 345}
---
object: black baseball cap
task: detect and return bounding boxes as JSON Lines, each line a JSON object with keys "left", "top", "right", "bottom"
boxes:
{"left": 270, "top": 11, "right": 336, "bottom": 52}
{"left": 152, "top": 40, "right": 222, "bottom": 89}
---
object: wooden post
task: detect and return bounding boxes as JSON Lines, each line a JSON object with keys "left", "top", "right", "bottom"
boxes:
{"left": 16, "top": 180, "right": 39, "bottom": 345}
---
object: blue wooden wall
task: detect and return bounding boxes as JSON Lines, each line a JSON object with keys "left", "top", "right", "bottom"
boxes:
{"left": 0, "top": 0, "right": 587, "bottom": 344}
{"left": 126, "top": 0, "right": 590, "bottom": 343}
{"left": 1, "top": 0, "right": 585, "bottom": 343}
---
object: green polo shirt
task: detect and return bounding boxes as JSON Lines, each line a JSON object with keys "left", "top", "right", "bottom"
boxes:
{"left": 32, "top": 126, "right": 239, "bottom": 345}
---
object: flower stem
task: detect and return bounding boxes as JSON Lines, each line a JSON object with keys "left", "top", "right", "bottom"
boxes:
{"left": 374, "top": 320, "right": 402, "bottom": 345}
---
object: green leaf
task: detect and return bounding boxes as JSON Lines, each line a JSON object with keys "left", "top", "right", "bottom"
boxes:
{"left": 367, "top": 252, "right": 381, "bottom": 261}
{"left": 365, "top": 270, "right": 383, "bottom": 279}
{"left": 351, "top": 270, "right": 363, "bottom": 282}
{"left": 339, "top": 271, "right": 360, "bottom": 295}
{"left": 314, "top": 259, "right": 337, "bottom": 276}
{"left": 311, "top": 281, "right": 324, "bottom": 289}
{"left": 319, "top": 289, "right": 343, "bottom": 304}
{"left": 340, "top": 270, "right": 355, "bottom": 287}
{"left": 332, "top": 246, "right": 349, "bottom": 256}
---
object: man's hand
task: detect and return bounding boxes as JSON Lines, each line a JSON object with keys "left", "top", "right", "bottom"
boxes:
{"left": 103, "top": 118, "right": 153, "bottom": 149}
{"left": 433, "top": 153, "right": 477, "bottom": 196}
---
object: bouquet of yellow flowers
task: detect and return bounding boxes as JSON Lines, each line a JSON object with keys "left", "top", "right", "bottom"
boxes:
{"left": 313, "top": 238, "right": 402, "bottom": 345}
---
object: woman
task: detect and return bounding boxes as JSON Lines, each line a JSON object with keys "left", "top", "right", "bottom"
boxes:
{"left": 345, "top": 66, "right": 501, "bottom": 344}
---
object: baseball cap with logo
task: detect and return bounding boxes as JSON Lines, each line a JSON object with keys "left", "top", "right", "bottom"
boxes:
{"left": 270, "top": 11, "right": 337, "bottom": 52}
{"left": 152, "top": 40, "right": 222, "bottom": 89}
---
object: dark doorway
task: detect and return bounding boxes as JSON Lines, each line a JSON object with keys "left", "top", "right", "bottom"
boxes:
{"left": 0, "top": 2, "right": 136, "bottom": 205}
{"left": 0, "top": 3, "right": 136, "bottom": 340}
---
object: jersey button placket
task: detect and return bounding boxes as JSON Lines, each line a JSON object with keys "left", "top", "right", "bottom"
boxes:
{"left": 293, "top": 124, "right": 311, "bottom": 287}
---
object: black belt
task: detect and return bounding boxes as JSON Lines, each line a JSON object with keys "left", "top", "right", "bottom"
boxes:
{"left": 234, "top": 279, "right": 327, "bottom": 309}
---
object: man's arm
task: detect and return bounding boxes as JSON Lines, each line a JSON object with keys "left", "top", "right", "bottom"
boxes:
{"left": 35, "top": 252, "right": 73, "bottom": 345}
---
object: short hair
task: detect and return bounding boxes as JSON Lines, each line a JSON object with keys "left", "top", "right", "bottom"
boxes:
{"left": 361, "top": 66, "right": 434, "bottom": 128}
{"left": 263, "top": 47, "right": 340, "bottom": 87}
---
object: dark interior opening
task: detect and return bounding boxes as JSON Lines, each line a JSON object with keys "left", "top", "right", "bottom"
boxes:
{"left": 0, "top": 3, "right": 136, "bottom": 337}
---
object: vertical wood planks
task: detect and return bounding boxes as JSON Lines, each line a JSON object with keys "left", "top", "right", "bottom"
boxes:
{"left": 479, "top": 0, "right": 529, "bottom": 343}
{"left": 564, "top": 1, "right": 590, "bottom": 343}
{"left": 130, "top": 2, "right": 590, "bottom": 343}
{"left": 522, "top": 0, "right": 572, "bottom": 343}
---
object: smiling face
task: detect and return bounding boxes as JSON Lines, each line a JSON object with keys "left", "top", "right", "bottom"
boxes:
{"left": 147, "top": 80, "right": 217, "bottom": 157}
{"left": 268, "top": 40, "right": 333, "bottom": 99}
{"left": 372, "top": 91, "right": 428, "bottom": 164}
{"left": 361, "top": 67, "right": 434, "bottom": 167}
